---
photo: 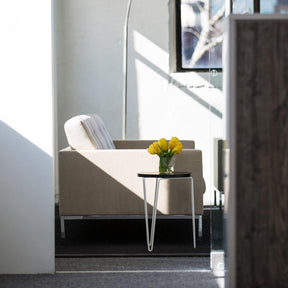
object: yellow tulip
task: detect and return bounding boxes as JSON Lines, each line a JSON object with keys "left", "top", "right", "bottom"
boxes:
{"left": 152, "top": 142, "right": 161, "bottom": 155}
{"left": 147, "top": 137, "right": 183, "bottom": 156}
{"left": 172, "top": 142, "right": 183, "bottom": 155}
{"left": 147, "top": 144, "right": 156, "bottom": 154}
{"left": 168, "top": 137, "right": 180, "bottom": 150}
{"left": 158, "top": 138, "right": 168, "bottom": 152}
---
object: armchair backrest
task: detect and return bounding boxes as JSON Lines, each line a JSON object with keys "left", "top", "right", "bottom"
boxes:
{"left": 113, "top": 140, "right": 195, "bottom": 149}
{"left": 64, "top": 114, "right": 115, "bottom": 150}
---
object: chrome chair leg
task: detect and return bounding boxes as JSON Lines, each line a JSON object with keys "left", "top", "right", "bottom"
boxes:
{"left": 198, "top": 215, "right": 203, "bottom": 238}
{"left": 60, "top": 216, "right": 65, "bottom": 239}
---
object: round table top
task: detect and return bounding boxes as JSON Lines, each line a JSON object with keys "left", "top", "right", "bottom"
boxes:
{"left": 137, "top": 172, "right": 192, "bottom": 178}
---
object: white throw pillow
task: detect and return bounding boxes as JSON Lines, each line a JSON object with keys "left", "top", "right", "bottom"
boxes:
{"left": 64, "top": 114, "right": 115, "bottom": 150}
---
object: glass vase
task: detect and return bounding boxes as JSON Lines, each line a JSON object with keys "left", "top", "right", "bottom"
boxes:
{"left": 159, "top": 155, "right": 175, "bottom": 174}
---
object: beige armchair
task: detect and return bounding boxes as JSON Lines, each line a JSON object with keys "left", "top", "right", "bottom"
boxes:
{"left": 58, "top": 114, "right": 205, "bottom": 238}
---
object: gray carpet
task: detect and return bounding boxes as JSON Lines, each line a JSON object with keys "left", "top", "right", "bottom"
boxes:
{"left": 0, "top": 257, "right": 225, "bottom": 288}
{"left": 0, "top": 272, "right": 224, "bottom": 288}
{"left": 55, "top": 256, "right": 210, "bottom": 271}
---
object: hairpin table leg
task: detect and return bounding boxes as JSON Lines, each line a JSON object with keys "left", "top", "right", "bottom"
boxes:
{"left": 142, "top": 177, "right": 160, "bottom": 252}
{"left": 142, "top": 175, "right": 196, "bottom": 251}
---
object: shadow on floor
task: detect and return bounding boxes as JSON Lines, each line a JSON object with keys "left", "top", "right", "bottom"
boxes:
{"left": 55, "top": 205, "right": 211, "bottom": 257}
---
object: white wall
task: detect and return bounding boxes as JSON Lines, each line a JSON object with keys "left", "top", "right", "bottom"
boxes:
{"left": 55, "top": 0, "right": 127, "bottom": 150}
{"left": 0, "top": 0, "right": 54, "bottom": 274}
{"left": 55, "top": 0, "right": 225, "bottom": 204}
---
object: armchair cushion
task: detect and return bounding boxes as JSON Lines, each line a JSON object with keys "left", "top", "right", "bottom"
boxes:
{"left": 64, "top": 114, "right": 115, "bottom": 150}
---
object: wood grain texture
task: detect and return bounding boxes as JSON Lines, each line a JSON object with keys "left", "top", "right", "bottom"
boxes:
{"left": 236, "top": 20, "right": 288, "bottom": 288}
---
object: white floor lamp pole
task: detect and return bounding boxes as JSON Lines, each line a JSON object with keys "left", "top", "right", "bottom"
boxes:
{"left": 123, "top": 0, "right": 133, "bottom": 140}
{"left": 225, "top": 0, "right": 232, "bottom": 15}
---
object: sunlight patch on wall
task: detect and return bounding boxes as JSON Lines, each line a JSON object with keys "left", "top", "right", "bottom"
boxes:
{"left": 0, "top": 0, "right": 53, "bottom": 156}
{"left": 133, "top": 30, "right": 169, "bottom": 71}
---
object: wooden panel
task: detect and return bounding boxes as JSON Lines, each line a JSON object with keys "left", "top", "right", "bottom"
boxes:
{"left": 236, "top": 20, "right": 288, "bottom": 287}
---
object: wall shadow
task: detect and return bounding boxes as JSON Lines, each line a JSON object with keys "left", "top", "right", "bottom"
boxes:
{"left": 0, "top": 121, "right": 53, "bottom": 273}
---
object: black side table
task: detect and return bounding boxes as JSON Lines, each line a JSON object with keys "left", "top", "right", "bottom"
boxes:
{"left": 137, "top": 172, "right": 196, "bottom": 252}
